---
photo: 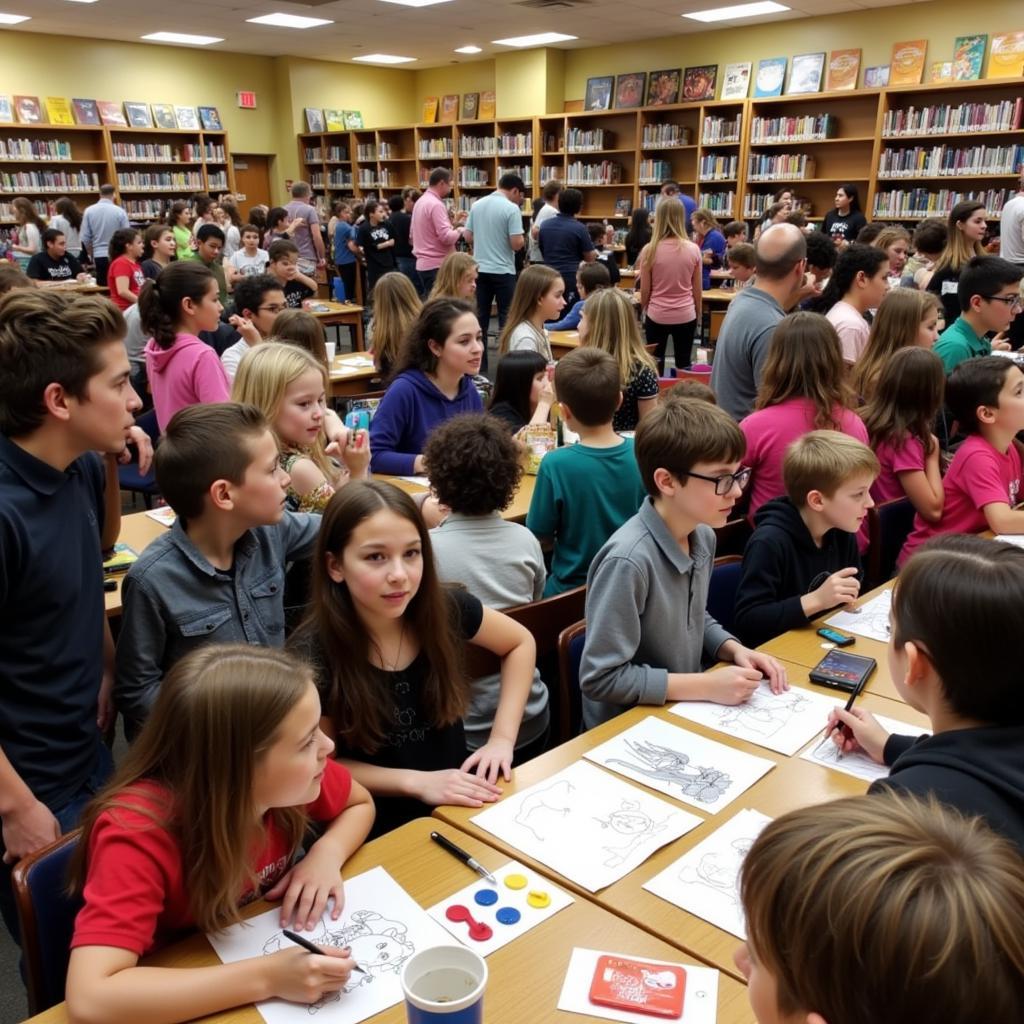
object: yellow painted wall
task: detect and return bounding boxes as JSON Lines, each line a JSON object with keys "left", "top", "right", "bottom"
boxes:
{"left": 495, "top": 51, "right": 555, "bottom": 117}
{"left": 414, "top": 62, "right": 496, "bottom": 117}
{"left": 562, "top": 0, "right": 1024, "bottom": 101}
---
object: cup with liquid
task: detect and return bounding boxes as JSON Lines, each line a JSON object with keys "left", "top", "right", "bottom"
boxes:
{"left": 325, "top": 341, "right": 337, "bottom": 363}
{"left": 401, "top": 945, "right": 487, "bottom": 1024}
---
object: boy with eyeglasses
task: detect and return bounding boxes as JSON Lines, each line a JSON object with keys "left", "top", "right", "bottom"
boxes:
{"left": 219, "top": 274, "right": 287, "bottom": 381}
{"left": 734, "top": 430, "right": 878, "bottom": 648}
{"left": 933, "top": 256, "right": 1022, "bottom": 374}
{"left": 579, "top": 394, "right": 786, "bottom": 730}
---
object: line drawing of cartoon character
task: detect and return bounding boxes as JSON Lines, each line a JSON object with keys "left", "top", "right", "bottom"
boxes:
{"left": 594, "top": 799, "right": 672, "bottom": 868}
{"left": 513, "top": 779, "right": 574, "bottom": 841}
{"left": 605, "top": 739, "right": 732, "bottom": 804}
{"left": 678, "top": 836, "right": 754, "bottom": 910}
{"left": 715, "top": 689, "right": 811, "bottom": 738}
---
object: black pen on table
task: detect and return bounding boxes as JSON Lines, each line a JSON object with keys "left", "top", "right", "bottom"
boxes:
{"left": 826, "top": 676, "right": 868, "bottom": 761}
{"left": 282, "top": 929, "right": 365, "bottom": 972}
{"left": 430, "top": 830, "right": 497, "bottom": 884}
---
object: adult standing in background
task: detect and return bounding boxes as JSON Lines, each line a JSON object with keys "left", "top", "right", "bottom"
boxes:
{"left": 538, "top": 187, "right": 595, "bottom": 307}
{"left": 711, "top": 223, "right": 807, "bottom": 420}
{"left": 80, "top": 184, "right": 129, "bottom": 286}
{"left": 284, "top": 180, "right": 326, "bottom": 279}
{"left": 389, "top": 189, "right": 420, "bottom": 295}
{"left": 464, "top": 172, "right": 526, "bottom": 370}
{"left": 50, "top": 197, "right": 83, "bottom": 261}
{"left": 410, "top": 167, "right": 467, "bottom": 295}
{"left": 659, "top": 179, "right": 696, "bottom": 234}
{"left": 529, "top": 179, "right": 562, "bottom": 264}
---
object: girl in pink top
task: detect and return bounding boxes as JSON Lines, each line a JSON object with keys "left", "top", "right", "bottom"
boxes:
{"left": 637, "top": 198, "right": 701, "bottom": 374}
{"left": 741, "top": 312, "right": 868, "bottom": 522}
{"left": 815, "top": 244, "right": 890, "bottom": 364}
{"left": 141, "top": 262, "right": 230, "bottom": 432}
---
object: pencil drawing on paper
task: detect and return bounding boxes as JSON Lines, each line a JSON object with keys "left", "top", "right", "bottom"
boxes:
{"left": 678, "top": 837, "right": 753, "bottom": 908}
{"left": 513, "top": 778, "right": 575, "bottom": 841}
{"left": 605, "top": 739, "right": 733, "bottom": 804}
{"left": 594, "top": 799, "right": 673, "bottom": 868}
{"left": 716, "top": 688, "right": 813, "bottom": 737}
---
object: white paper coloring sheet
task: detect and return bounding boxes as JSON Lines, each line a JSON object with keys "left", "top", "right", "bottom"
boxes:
{"left": 471, "top": 760, "right": 703, "bottom": 892}
{"left": 826, "top": 589, "right": 892, "bottom": 643}
{"left": 427, "top": 859, "right": 573, "bottom": 957}
{"left": 643, "top": 808, "right": 773, "bottom": 940}
{"left": 206, "top": 866, "right": 453, "bottom": 1024}
{"left": 584, "top": 716, "right": 776, "bottom": 813}
{"left": 669, "top": 682, "right": 837, "bottom": 755}
{"left": 558, "top": 947, "right": 720, "bottom": 1024}
{"left": 800, "top": 712, "right": 929, "bottom": 783}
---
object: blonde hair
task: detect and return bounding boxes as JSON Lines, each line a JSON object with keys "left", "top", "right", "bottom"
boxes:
{"left": 369, "top": 271, "right": 421, "bottom": 376}
{"left": 232, "top": 342, "right": 332, "bottom": 478}
{"left": 783, "top": 429, "right": 879, "bottom": 505}
{"left": 428, "top": 252, "right": 478, "bottom": 301}
{"left": 873, "top": 225, "right": 911, "bottom": 254}
{"left": 691, "top": 207, "right": 720, "bottom": 234}
{"left": 741, "top": 792, "right": 1024, "bottom": 1024}
{"left": 582, "top": 288, "right": 656, "bottom": 385}
{"left": 498, "top": 264, "right": 562, "bottom": 355}
{"left": 72, "top": 645, "right": 314, "bottom": 933}
{"left": 270, "top": 308, "right": 329, "bottom": 370}
{"left": 646, "top": 197, "right": 690, "bottom": 253}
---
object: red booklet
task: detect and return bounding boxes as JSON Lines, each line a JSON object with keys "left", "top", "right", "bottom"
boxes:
{"left": 589, "top": 955, "right": 686, "bottom": 1018}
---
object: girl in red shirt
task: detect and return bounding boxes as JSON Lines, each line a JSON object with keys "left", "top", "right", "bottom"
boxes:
{"left": 67, "top": 644, "right": 375, "bottom": 1021}
{"left": 107, "top": 228, "right": 146, "bottom": 311}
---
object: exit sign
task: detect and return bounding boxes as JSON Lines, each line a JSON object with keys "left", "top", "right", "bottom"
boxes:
{"left": 236, "top": 91, "right": 257, "bottom": 109}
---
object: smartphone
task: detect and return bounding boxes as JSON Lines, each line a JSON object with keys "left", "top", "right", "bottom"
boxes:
{"left": 809, "top": 649, "right": 876, "bottom": 693}
{"left": 344, "top": 410, "right": 370, "bottom": 432}
{"left": 816, "top": 627, "right": 855, "bottom": 647}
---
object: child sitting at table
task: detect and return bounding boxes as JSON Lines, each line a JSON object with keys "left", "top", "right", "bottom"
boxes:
{"left": 737, "top": 792, "right": 1024, "bottom": 1024}
{"left": 899, "top": 356, "right": 1024, "bottom": 565}
{"left": 268, "top": 238, "right": 318, "bottom": 309}
{"left": 115, "top": 403, "right": 323, "bottom": 736}
{"left": 272, "top": 308, "right": 331, "bottom": 370}
{"left": 579, "top": 395, "right": 787, "bottom": 729}
{"left": 546, "top": 260, "right": 609, "bottom": 332}
{"left": 587, "top": 221, "right": 621, "bottom": 286}
{"left": 288, "top": 480, "right": 536, "bottom": 835}
{"left": 226, "top": 223, "right": 270, "bottom": 285}
{"left": 487, "top": 349, "right": 555, "bottom": 434}
{"left": 424, "top": 414, "right": 551, "bottom": 760}
{"left": 368, "top": 298, "right": 484, "bottom": 475}
{"left": 527, "top": 348, "right": 647, "bottom": 596}
{"left": 497, "top": 264, "right": 566, "bottom": 360}
{"left": 368, "top": 271, "right": 421, "bottom": 377}
{"left": 219, "top": 273, "right": 288, "bottom": 381}
{"left": 233, "top": 343, "right": 369, "bottom": 513}
{"left": 723, "top": 242, "right": 755, "bottom": 289}
{"left": 734, "top": 431, "right": 877, "bottom": 649}
{"left": 827, "top": 534, "right": 1024, "bottom": 852}
{"left": 68, "top": 644, "right": 374, "bottom": 1022}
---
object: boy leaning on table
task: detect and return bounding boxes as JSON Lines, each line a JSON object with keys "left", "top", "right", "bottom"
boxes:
{"left": 579, "top": 394, "right": 786, "bottom": 730}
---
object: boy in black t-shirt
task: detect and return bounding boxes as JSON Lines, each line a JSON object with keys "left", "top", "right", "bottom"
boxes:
{"left": 267, "top": 237, "right": 317, "bottom": 308}
{"left": 26, "top": 227, "right": 87, "bottom": 284}
{"left": 357, "top": 199, "right": 396, "bottom": 296}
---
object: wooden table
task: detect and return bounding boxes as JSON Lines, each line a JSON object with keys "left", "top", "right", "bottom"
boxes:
{"left": 382, "top": 473, "right": 536, "bottom": 524}
{"left": 435, "top": 659, "right": 928, "bottom": 980}
{"left": 702, "top": 288, "right": 737, "bottom": 307}
{"left": 548, "top": 331, "right": 579, "bottom": 361}
{"left": 311, "top": 300, "right": 365, "bottom": 352}
{"left": 105, "top": 511, "right": 171, "bottom": 618}
{"left": 26, "top": 818, "right": 755, "bottom": 1024}
{"left": 329, "top": 353, "right": 381, "bottom": 399}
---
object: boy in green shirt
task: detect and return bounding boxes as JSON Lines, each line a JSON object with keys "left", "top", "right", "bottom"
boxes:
{"left": 933, "top": 256, "right": 1021, "bottom": 374}
{"left": 188, "top": 223, "right": 228, "bottom": 307}
{"left": 526, "top": 347, "right": 646, "bottom": 595}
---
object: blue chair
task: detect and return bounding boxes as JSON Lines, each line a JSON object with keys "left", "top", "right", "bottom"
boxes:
{"left": 556, "top": 619, "right": 587, "bottom": 739}
{"left": 12, "top": 830, "right": 83, "bottom": 1015}
{"left": 118, "top": 409, "right": 161, "bottom": 508}
{"left": 866, "top": 497, "right": 915, "bottom": 588}
{"left": 707, "top": 555, "right": 743, "bottom": 638}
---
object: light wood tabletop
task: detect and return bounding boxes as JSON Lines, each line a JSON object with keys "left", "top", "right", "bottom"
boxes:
{"left": 328, "top": 352, "right": 381, "bottom": 399}
{"left": 26, "top": 818, "right": 756, "bottom": 1024}
{"left": 702, "top": 288, "right": 738, "bottom": 305}
{"left": 381, "top": 472, "right": 536, "bottom": 523}
{"left": 548, "top": 331, "right": 580, "bottom": 360}
{"left": 105, "top": 510, "right": 172, "bottom": 617}
{"left": 434, "top": 660, "right": 928, "bottom": 979}
{"left": 310, "top": 300, "right": 365, "bottom": 352}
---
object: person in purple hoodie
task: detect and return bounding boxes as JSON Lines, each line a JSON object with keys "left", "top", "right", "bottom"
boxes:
{"left": 369, "top": 298, "right": 484, "bottom": 475}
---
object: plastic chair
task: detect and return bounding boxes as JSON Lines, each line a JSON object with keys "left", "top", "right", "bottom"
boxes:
{"left": 12, "top": 831, "right": 83, "bottom": 1015}
{"left": 707, "top": 555, "right": 743, "bottom": 638}
{"left": 865, "top": 497, "right": 915, "bottom": 589}
{"left": 657, "top": 377, "right": 678, "bottom": 392}
{"left": 117, "top": 409, "right": 161, "bottom": 508}
{"left": 556, "top": 619, "right": 587, "bottom": 740}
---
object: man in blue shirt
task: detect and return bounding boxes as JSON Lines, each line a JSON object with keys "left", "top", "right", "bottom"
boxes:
{"left": 538, "top": 187, "right": 596, "bottom": 306}
{"left": 80, "top": 183, "right": 130, "bottom": 287}
{"left": 660, "top": 179, "right": 696, "bottom": 234}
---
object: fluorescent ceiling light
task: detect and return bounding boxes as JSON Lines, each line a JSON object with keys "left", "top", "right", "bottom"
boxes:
{"left": 142, "top": 31, "right": 223, "bottom": 45}
{"left": 352, "top": 52, "right": 417, "bottom": 64}
{"left": 0, "top": 12, "right": 30, "bottom": 23}
{"left": 454, "top": 45, "right": 483, "bottom": 54}
{"left": 684, "top": 1, "right": 788, "bottom": 22}
{"left": 64, "top": 1, "right": 99, "bottom": 4}
{"left": 492, "top": 32, "right": 576, "bottom": 47}
{"left": 379, "top": 0, "right": 453, "bottom": 6}
{"left": 246, "top": 13, "right": 333, "bottom": 28}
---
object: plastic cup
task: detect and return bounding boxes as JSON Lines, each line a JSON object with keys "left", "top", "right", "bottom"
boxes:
{"left": 325, "top": 341, "right": 337, "bottom": 363}
{"left": 401, "top": 945, "right": 487, "bottom": 1024}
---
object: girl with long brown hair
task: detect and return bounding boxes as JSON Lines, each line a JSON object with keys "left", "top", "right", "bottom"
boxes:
{"left": 497, "top": 263, "right": 565, "bottom": 359}
{"left": 289, "top": 480, "right": 536, "bottom": 835}
{"left": 10, "top": 196, "right": 46, "bottom": 256}
{"left": 66, "top": 644, "right": 374, "bottom": 1021}
{"left": 428, "top": 251, "right": 479, "bottom": 302}
{"left": 741, "top": 311, "right": 868, "bottom": 517}
{"left": 926, "top": 200, "right": 989, "bottom": 323}
{"left": 367, "top": 270, "right": 421, "bottom": 376}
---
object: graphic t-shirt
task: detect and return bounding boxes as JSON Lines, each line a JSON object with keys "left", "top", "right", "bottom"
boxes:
{"left": 26, "top": 250, "right": 83, "bottom": 281}
{"left": 107, "top": 256, "right": 145, "bottom": 310}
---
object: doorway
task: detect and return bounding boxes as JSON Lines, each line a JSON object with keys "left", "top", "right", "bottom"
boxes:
{"left": 231, "top": 154, "right": 273, "bottom": 218}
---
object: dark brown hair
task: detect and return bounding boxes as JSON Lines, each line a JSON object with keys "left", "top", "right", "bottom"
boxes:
{"left": 946, "top": 355, "right": 1017, "bottom": 434}
{"left": 291, "top": 481, "right": 468, "bottom": 753}
{"left": 0, "top": 262, "right": 31, "bottom": 296}
{"left": 555, "top": 347, "right": 621, "bottom": 427}
{"left": 268, "top": 238, "right": 300, "bottom": 262}
{"left": 138, "top": 261, "right": 217, "bottom": 350}
{"left": 271, "top": 308, "right": 329, "bottom": 370}
{"left": 861, "top": 347, "right": 944, "bottom": 458}
{"left": 394, "top": 297, "right": 478, "bottom": 377}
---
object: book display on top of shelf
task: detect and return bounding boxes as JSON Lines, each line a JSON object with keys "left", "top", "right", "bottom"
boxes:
{"left": 683, "top": 66, "right": 717, "bottom": 101}
{"left": 462, "top": 93, "right": 479, "bottom": 120}
{"left": 71, "top": 98, "right": 100, "bottom": 125}
{"left": 152, "top": 104, "right": 178, "bottom": 129}
{"left": 422, "top": 97, "right": 439, "bottom": 124}
{"left": 14, "top": 96, "right": 43, "bottom": 124}
{"left": 585, "top": 77, "right": 613, "bottom": 111}
{"left": 864, "top": 65, "right": 890, "bottom": 87}
{"left": 305, "top": 108, "right": 325, "bottom": 132}
{"left": 199, "top": 107, "right": 222, "bottom": 131}
{"left": 930, "top": 61, "right": 954, "bottom": 83}
{"left": 440, "top": 95, "right": 459, "bottom": 123}
{"left": 647, "top": 70, "right": 681, "bottom": 106}
{"left": 479, "top": 91, "right": 496, "bottom": 120}
{"left": 889, "top": 40, "right": 926, "bottom": 85}
{"left": 754, "top": 58, "right": 786, "bottom": 97}
{"left": 344, "top": 111, "right": 364, "bottom": 129}
{"left": 45, "top": 98, "right": 75, "bottom": 126}
{"left": 826, "top": 49, "right": 860, "bottom": 91}
{"left": 97, "top": 100, "right": 127, "bottom": 127}
{"left": 324, "top": 108, "right": 345, "bottom": 131}
{"left": 615, "top": 73, "right": 646, "bottom": 110}
{"left": 175, "top": 106, "right": 199, "bottom": 129}
{"left": 952, "top": 35, "right": 987, "bottom": 81}
{"left": 125, "top": 102, "right": 152, "bottom": 128}
{"left": 721, "top": 63, "right": 751, "bottom": 99}
{"left": 787, "top": 53, "right": 824, "bottom": 94}
{"left": 0, "top": 97, "right": 12, "bottom": 124}
{"left": 988, "top": 31, "right": 1024, "bottom": 78}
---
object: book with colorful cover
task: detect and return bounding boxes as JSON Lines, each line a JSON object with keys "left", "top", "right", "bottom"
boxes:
{"left": 304, "top": 107, "right": 324, "bottom": 133}
{"left": 103, "top": 542, "right": 138, "bottom": 576}
{"left": 479, "top": 90, "right": 496, "bottom": 120}
{"left": 97, "top": 100, "right": 128, "bottom": 127}
{"left": 721, "top": 62, "right": 751, "bottom": 99}
{"left": 929, "top": 61, "right": 953, "bottom": 83}
{"left": 45, "top": 97, "right": 75, "bottom": 125}
{"left": 754, "top": 57, "right": 786, "bottom": 98}
{"left": 952, "top": 34, "right": 987, "bottom": 81}
{"left": 343, "top": 110, "right": 363, "bottom": 129}
{"left": 0, "top": 96, "right": 13, "bottom": 124}
{"left": 324, "top": 108, "right": 345, "bottom": 131}
{"left": 174, "top": 105, "right": 199, "bottom": 130}
{"left": 422, "top": 96, "right": 438, "bottom": 124}
{"left": 71, "top": 98, "right": 100, "bottom": 125}
{"left": 152, "top": 103, "right": 177, "bottom": 130}
{"left": 864, "top": 65, "right": 890, "bottom": 88}
{"left": 440, "top": 94, "right": 459, "bottom": 123}
{"left": 14, "top": 96, "right": 43, "bottom": 124}
{"left": 826, "top": 49, "right": 861, "bottom": 91}
{"left": 889, "top": 40, "right": 926, "bottom": 85}
{"left": 124, "top": 101, "right": 153, "bottom": 128}
{"left": 987, "top": 30, "right": 1024, "bottom": 78}
{"left": 787, "top": 52, "right": 825, "bottom": 94}
{"left": 198, "top": 106, "right": 223, "bottom": 131}
{"left": 683, "top": 65, "right": 717, "bottom": 101}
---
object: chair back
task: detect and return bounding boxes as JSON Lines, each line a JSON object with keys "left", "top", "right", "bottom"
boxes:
{"left": 713, "top": 516, "right": 752, "bottom": 558}
{"left": 556, "top": 619, "right": 587, "bottom": 740}
{"left": 707, "top": 555, "right": 743, "bottom": 637}
{"left": 117, "top": 408, "right": 161, "bottom": 506}
{"left": 12, "top": 831, "right": 83, "bottom": 1015}
{"left": 865, "top": 497, "right": 915, "bottom": 588}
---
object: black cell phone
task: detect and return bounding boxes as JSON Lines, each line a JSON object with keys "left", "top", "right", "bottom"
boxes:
{"left": 816, "top": 627, "right": 855, "bottom": 647}
{"left": 809, "top": 649, "right": 876, "bottom": 693}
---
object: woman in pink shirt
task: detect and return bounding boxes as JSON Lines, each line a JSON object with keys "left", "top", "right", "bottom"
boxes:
{"left": 141, "top": 262, "right": 230, "bottom": 431}
{"left": 741, "top": 312, "right": 868, "bottom": 520}
{"left": 637, "top": 198, "right": 701, "bottom": 375}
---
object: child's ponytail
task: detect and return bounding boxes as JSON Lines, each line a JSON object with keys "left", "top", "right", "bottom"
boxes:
{"left": 139, "top": 261, "right": 215, "bottom": 350}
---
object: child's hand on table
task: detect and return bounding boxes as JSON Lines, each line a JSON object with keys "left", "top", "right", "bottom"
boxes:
{"left": 266, "top": 844, "right": 345, "bottom": 930}
{"left": 417, "top": 768, "right": 502, "bottom": 808}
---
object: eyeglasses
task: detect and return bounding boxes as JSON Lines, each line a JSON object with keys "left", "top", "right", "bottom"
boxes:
{"left": 984, "top": 295, "right": 1023, "bottom": 310}
{"left": 258, "top": 303, "right": 288, "bottom": 314}
{"left": 679, "top": 467, "right": 752, "bottom": 496}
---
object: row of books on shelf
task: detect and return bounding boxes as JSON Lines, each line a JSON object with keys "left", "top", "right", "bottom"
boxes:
{"left": 304, "top": 147, "right": 323, "bottom": 163}
{"left": 458, "top": 169, "right": 489, "bottom": 186}
{"left": 356, "top": 145, "right": 376, "bottom": 161}
{"left": 418, "top": 139, "right": 454, "bottom": 158}
{"left": 871, "top": 187, "right": 1017, "bottom": 218}
{"left": 498, "top": 133, "right": 532, "bottom": 156}
{"left": 117, "top": 171, "right": 204, "bottom": 191}
{"left": 459, "top": 137, "right": 499, "bottom": 156}
{"left": 331, "top": 171, "right": 354, "bottom": 187}
{"left": 750, "top": 115, "right": 837, "bottom": 143}
{"left": 743, "top": 193, "right": 787, "bottom": 217}
{"left": 881, "top": 99, "right": 1024, "bottom": 137}
{"left": 0, "top": 170, "right": 99, "bottom": 192}
{"left": 327, "top": 146, "right": 348, "bottom": 162}
{"left": 0, "top": 199, "right": 47, "bottom": 219}
{"left": 746, "top": 155, "right": 815, "bottom": 180}
{"left": 567, "top": 128, "right": 611, "bottom": 152}
{"left": 698, "top": 155, "right": 739, "bottom": 181}
{"left": 697, "top": 191, "right": 735, "bottom": 215}
{"left": 566, "top": 161, "right": 622, "bottom": 185}
{"left": 702, "top": 115, "right": 742, "bottom": 144}
{"left": 207, "top": 173, "right": 228, "bottom": 190}
{"left": 498, "top": 165, "right": 532, "bottom": 187}
{"left": 123, "top": 200, "right": 169, "bottom": 219}
{"left": 638, "top": 159, "right": 671, "bottom": 183}
{"left": 877, "top": 143, "right": 1024, "bottom": 178}
{"left": 110, "top": 142, "right": 212, "bottom": 163}
{"left": 357, "top": 170, "right": 406, "bottom": 187}
{"left": 640, "top": 124, "right": 691, "bottom": 148}
{"left": 0, "top": 137, "right": 74, "bottom": 161}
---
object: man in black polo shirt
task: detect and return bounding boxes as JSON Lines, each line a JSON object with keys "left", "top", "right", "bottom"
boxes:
{"left": 26, "top": 227, "right": 89, "bottom": 285}
{"left": 0, "top": 288, "right": 141, "bottom": 943}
